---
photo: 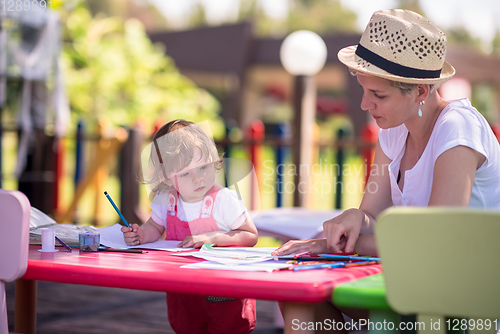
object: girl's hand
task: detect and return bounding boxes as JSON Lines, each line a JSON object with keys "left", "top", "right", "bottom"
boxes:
{"left": 121, "top": 223, "right": 143, "bottom": 246}
{"left": 271, "top": 239, "right": 329, "bottom": 256}
{"left": 177, "top": 235, "right": 208, "bottom": 248}
{"left": 323, "top": 209, "right": 364, "bottom": 253}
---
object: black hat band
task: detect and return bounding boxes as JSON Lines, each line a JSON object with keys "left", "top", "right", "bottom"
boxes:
{"left": 355, "top": 44, "right": 442, "bottom": 79}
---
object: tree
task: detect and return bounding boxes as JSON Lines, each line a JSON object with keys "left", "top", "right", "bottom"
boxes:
{"left": 395, "top": 0, "right": 425, "bottom": 15}
{"left": 395, "top": 0, "right": 484, "bottom": 52}
{"left": 187, "top": 1, "right": 209, "bottom": 28}
{"left": 283, "top": 0, "right": 358, "bottom": 35}
{"left": 236, "top": 0, "right": 284, "bottom": 36}
{"left": 446, "top": 25, "right": 483, "bottom": 51}
{"left": 62, "top": 4, "right": 221, "bottom": 132}
{"left": 182, "top": 0, "right": 358, "bottom": 37}
{"left": 491, "top": 30, "right": 500, "bottom": 55}
{"left": 86, "top": 0, "right": 170, "bottom": 31}
{"left": 237, "top": 0, "right": 259, "bottom": 21}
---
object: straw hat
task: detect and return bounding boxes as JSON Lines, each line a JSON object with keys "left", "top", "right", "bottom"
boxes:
{"left": 338, "top": 9, "right": 455, "bottom": 84}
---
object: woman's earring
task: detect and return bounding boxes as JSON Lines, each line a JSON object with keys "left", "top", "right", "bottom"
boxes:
{"left": 418, "top": 101, "right": 425, "bottom": 117}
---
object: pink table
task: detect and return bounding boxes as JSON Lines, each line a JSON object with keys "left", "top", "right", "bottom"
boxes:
{"left": 15, "top": 245, "right": 382, "bottom": 334}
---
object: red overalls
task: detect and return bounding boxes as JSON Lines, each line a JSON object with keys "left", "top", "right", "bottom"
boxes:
{"left": 165, "top": 183, "right": 256, "bottom": 334}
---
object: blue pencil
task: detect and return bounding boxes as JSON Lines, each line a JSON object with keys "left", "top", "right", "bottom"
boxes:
{"left": 104, "top": 191, "right": 130, "bottom": 227}
{"left": 292, "top": 260, "right": 378, "bottom": 271}
{"left": 293, "top": 262, "right": 347, "bottom": 271}
{"left": 319, "top": 254, "right": 380, "bottom": 262}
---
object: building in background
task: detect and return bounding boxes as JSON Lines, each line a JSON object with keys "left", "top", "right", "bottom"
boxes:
{"left": 149, "top": 22, "right": 500, "bottom": 137}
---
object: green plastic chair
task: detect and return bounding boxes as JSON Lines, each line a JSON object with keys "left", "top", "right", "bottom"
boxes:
{"left": 333, "top": 274, "right": 401, "bottom": 334}
{"left": 375, "top": 207, "right": 500, "bottom": 334}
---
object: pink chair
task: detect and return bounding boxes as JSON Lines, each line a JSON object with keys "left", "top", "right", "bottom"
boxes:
{"left": 0, "top": 190, "right": 30, "bottom": 334}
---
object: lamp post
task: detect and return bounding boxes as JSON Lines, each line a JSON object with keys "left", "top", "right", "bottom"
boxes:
{"left": 280, "top": 30, "right": 327, "bottom": 207}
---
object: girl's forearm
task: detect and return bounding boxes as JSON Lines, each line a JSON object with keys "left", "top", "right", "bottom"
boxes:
{"left": 140, "top": 220, "right": 164, "bottom": 243}
{"left": 201, "top": 230, "right": 258, "bottom": 247}
{"left": 142, "top": 229, "right": 161, "bottom": 243}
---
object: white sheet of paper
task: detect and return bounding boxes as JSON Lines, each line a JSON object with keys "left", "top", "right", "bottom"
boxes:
{"left": 181, "top": 260, "right": 291, "bottom": 272}
{"left": 98, "top": 224, "right": 191, "bottom": 251}
{"left": 200, "top": 245, "right": 277, "bottom": 254}
{"left": 176, "top": 252, "right": 273, "bottom": 265}
{"left": 174, "top": 245, "right": 279, "bottom": 265}
{"left": 30, "top": 206, "right": 57, "bottom": 228}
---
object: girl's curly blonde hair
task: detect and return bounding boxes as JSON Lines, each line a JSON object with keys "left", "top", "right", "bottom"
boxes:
{"left": 145, "top": 119, "right": 222, "bottom": 195}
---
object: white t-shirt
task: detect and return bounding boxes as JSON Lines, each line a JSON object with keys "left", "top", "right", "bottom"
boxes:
{"left": 150, "top": 187, "right": 248, "bottom": 232}
{"left": 379, "top": 99, "right": 500, "bottom": 208}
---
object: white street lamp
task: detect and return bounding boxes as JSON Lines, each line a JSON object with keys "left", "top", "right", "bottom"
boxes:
{"left": 280, "top": 30, "right": 327, "bottom": 76}
{"left": 280, "top": 30, "right": 327, "bottom": 207}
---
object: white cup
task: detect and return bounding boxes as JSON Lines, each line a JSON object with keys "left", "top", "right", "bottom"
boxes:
{"left": 39, "top": 228, "right": 58, "bottom": 252}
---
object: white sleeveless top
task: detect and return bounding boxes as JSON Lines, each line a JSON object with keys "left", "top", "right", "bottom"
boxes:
{"left": 379, "top": 99, "right": 500, "bottom": 208}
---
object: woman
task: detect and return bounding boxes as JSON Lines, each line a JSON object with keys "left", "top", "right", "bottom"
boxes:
{"left": 273, "top": 9, "right": 500, "bottom": 258}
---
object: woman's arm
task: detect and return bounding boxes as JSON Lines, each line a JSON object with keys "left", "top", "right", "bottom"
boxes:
{"left": 429, "top": 145, "right": 485, "bottom": 206}
{"left": 353, "top": 145, "right": 485, "bottom": 256}
{"left": 323, "top": 139, "right": 394, "bottom": 252}
{"left": 353, "top": 235, "right": 378, "bottom": 256}
{"left": 177, "top": 214, "right": 259, "bottom": 248}
{"left": 273, "top": 139, "right": 394, "bottom": 256}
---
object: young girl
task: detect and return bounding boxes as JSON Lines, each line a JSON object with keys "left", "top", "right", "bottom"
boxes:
{"left": 121, "top": 119, "right": 258, "bottom": 334}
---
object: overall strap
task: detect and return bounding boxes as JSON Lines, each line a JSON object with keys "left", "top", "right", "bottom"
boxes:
{"left": 166, "top": 188, "right": 178, "bottom": 217}
{"left": 199, "top": 183, "right": 224, "bottom": 218}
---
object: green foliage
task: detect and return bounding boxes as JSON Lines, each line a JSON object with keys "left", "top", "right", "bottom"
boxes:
{"left": 446, "top": 25, "right": 483, "bottom": 51}
{"left": 472, "top": 83, "right": 495, "bottom": 122}
{"left": 491, "top": 30, "right": 500, "bottom": 55}
{"left": 395, "top": 0, "right": 425, "bottom": 15}
{"left": 187, "top": 2, "right": 209, "bottom": 28}
{"left": 86, "top": 0, "right": 170, "bottom": 32}
{"left": 395, "top": 0, "right": 483, "bottom": 52}
{"left": 62, "top": 5, "right": 221, "bottom": 132}
{"left": 183, "top": 0, "right": 359, "bottom": 37}
{"left": 236, "top": 0, "right": 281, "bottom": 36}
{"left": 284, "top": 0, "right": 357, "bottom": 35}
{"left": 237, "top": 0, "right": 259, "bottom": 22}
{"left": 396, "top": 0, "right": 488, "bottom": 53}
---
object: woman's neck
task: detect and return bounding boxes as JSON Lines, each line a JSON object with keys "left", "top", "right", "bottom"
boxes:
{"left": 405, "top": 92, "right": 448, "bottom": 159}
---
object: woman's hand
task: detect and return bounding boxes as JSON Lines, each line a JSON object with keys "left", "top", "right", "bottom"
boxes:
{"left": 323, "top": 208, "right": 365, "bottom": 253}
{"left": 121, "top": 223, "right": 143, "bottom": 246}
{"left": 271, "top": 238, "right": 329, "bottom": 256}
{"left": 354, "top": 235, "right": 378, "bottom": 256}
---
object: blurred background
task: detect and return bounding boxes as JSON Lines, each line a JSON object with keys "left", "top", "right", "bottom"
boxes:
{"left": 2, "top": 0, "right": 500, "bottom": 226}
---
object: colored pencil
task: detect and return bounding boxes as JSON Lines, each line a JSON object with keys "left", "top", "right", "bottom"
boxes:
{"left": 99, "top": 248, "right": 148, "bottom": 254}
{"left": 290, "top": 260, "right": 379, "bottom": 271}
{"left": 55, "top": 236, "right": 72, "bottom": 251}
{"left": 293, "top": 262, "right": 347, "bottom": 271}
{"left": 343, "top": 261, "right": 379, "bottom": 267}
{"left": 319, "top": 254, "right": 380, "bottom": 262}
{"left": 104, "top": 191, "right": 130, "bottom": 227}
{"left": 293, "top": 251, "right": 311, "bottom": 259}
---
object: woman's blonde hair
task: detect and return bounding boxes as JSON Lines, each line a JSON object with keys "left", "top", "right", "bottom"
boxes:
{"left": 349, "top": 69, "right": 439, "bottom": 95}
{"left": 388, "top": 79, "right": 438, "bottom": 95}
{"left": 145, "top": 119, "right": 222, "bottom": 194}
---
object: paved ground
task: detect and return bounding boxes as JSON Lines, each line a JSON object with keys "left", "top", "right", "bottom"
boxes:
{"left": 6, "top": 280, "right": 283, "bottom": 334}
